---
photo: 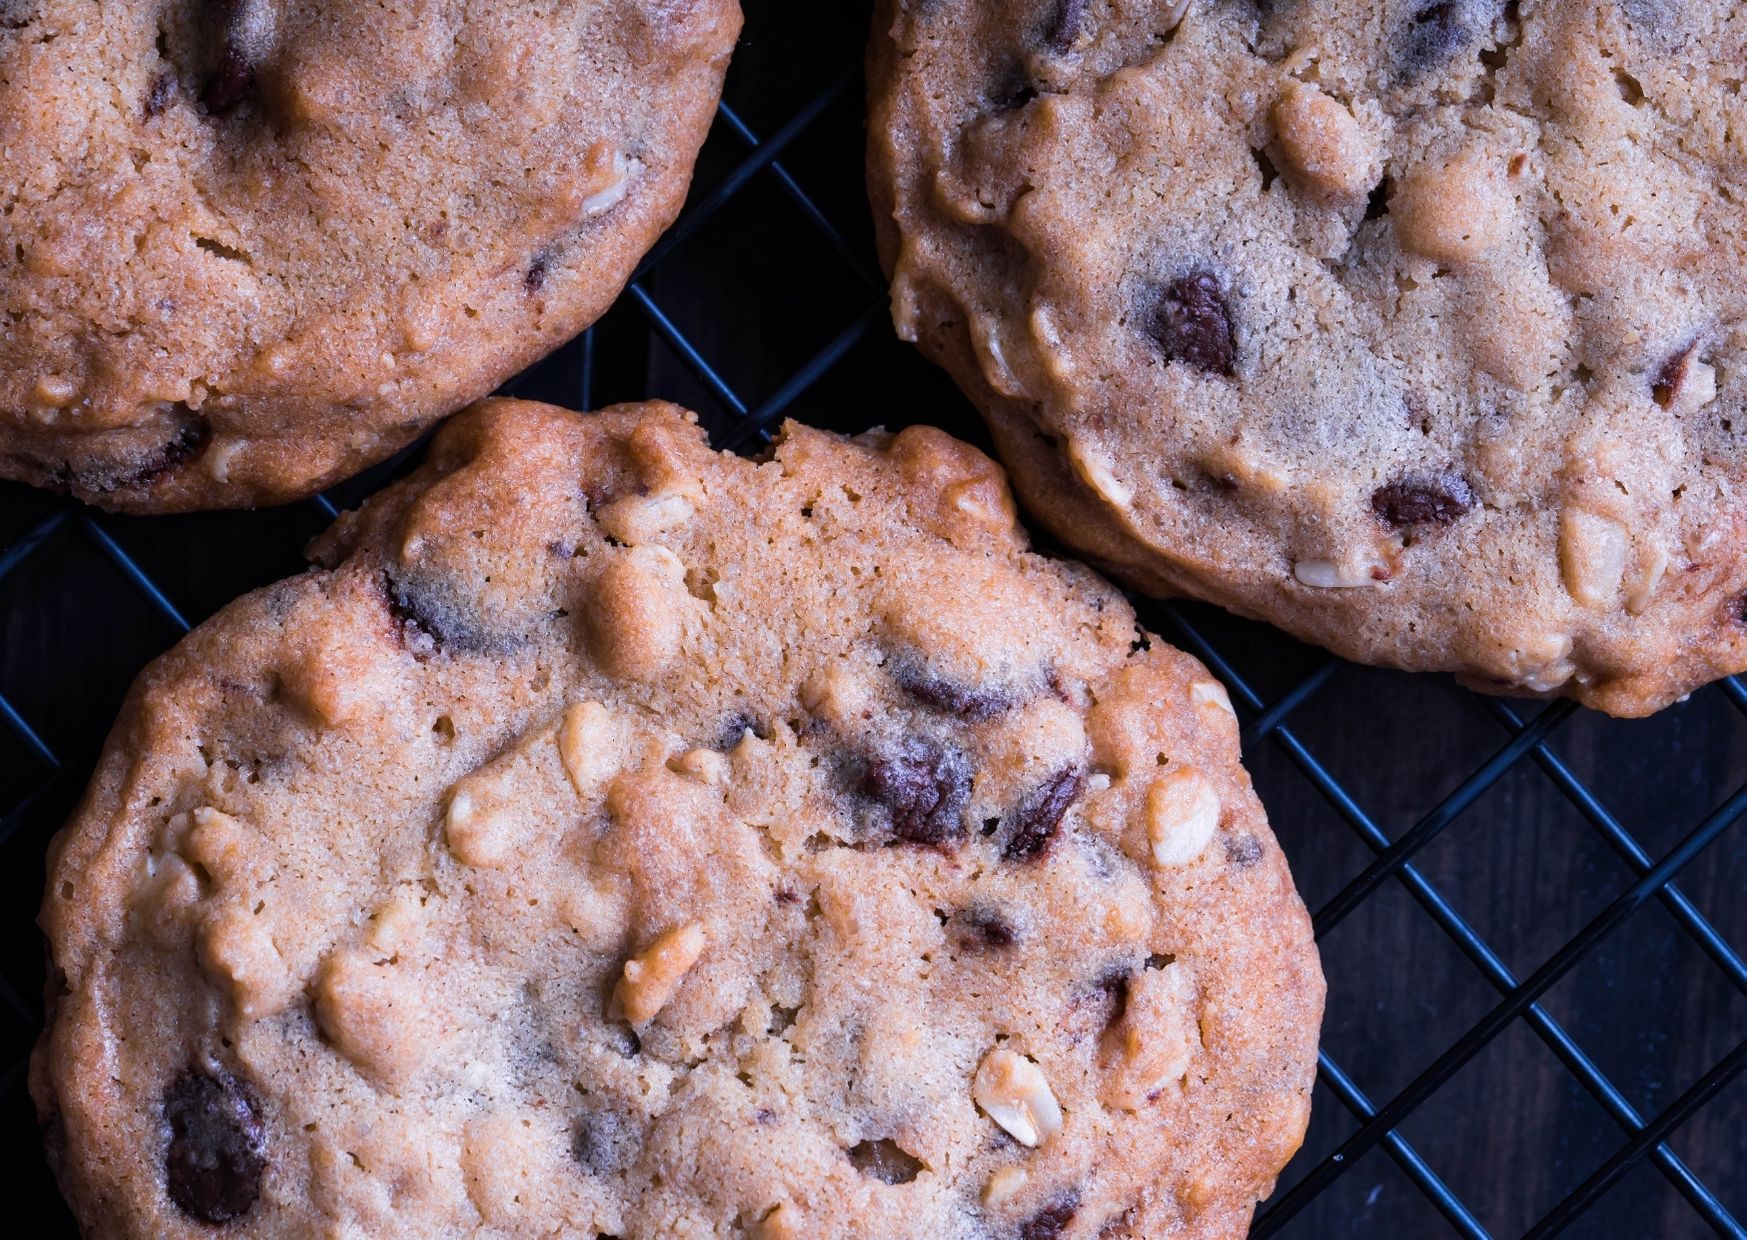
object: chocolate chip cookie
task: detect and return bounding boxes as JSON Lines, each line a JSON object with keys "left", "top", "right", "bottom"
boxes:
{"left": 33, "top": 399, "right": 1322, "bottom": 1236}
{"left": 869, "top": 0, "right": 1747, "bottom": 715}
{"left": 0, "top": 1, "right": 738, "bottom": 510}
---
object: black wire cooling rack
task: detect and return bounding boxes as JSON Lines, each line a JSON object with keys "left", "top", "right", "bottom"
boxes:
{"left": 2, "top": 2, "right": 1744, "bottom": 1235}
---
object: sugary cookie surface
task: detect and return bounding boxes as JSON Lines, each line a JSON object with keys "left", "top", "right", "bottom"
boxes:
{"left": 33, "top": 400, "right": 1321, "bottom": 1238}
{"left": 0, "top": 1, "right": 737, "bottom": 509}
{"left": 869, "top": 0, "right": 1747, "bottom": 715}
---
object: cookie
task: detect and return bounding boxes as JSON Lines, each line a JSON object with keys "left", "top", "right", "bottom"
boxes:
{"left": 868, "top": 0, "right": 1747, "bottom": 716}
{"left": 0, "top": 1, "right": 738, "bottom": 511}
{"left": 33, "top": 398, "right": 1322, "bottom": 1237}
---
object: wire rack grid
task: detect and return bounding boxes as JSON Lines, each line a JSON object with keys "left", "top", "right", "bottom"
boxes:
{"left": 2, "top": 2, "right": 1744, "bottom": 1235}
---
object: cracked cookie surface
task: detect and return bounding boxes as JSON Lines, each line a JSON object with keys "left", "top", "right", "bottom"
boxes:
{"left": 869, "top": 0, "right": 1747, "bottom": 715}
{"left": 33, "top": 399, "right": 1321, "bottom": 1238}
{"left": 0, "top": 1, "right": 737, "bottom": 510}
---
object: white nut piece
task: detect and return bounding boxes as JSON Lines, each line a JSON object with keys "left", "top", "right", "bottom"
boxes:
{"left": 983, "top": 1165, "right": 1028, "bottom": 1207}
{"left": 614, "top": 922, "right": 706, "bottom": 1026}
{"left": 1559, "top": 508, "right": 1629, "bottom": 608}
{"left": 444, "top": 777, "right": 518, "bottom": 869}
{"left": 595, "top": 492, "right": 696, "bottom": 544}
{"left": 1272, "top": 81, "right": 1379, "bottom": 200}
{"left": 667, "top": 747, "right": 729, "bottom": 785}
{"left": 580, "top": 147, "right": 639, "bottom": 218}
{"left": 972, "top": 1048, "right": 1063, "bottom": 1148}
{"left": 585, "top": 544, "right": 690, "bottom": 680}
{"left": 558, "top": 700, "right": 625, "bottom": 796}
{"left": 1190, "top": 679, "right": 1235, "bottom": 716}
{"left": 1147, "top": 768, "right": 1222, "bottom": 867}
{"left": 1292, "top": 556, "right": 1384, "bottom": 588}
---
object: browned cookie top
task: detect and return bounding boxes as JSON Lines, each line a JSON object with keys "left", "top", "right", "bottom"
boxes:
{"left": 870, "top": 0, "right": 1747, "bottom": 715}
{"left": 0, "top": 1, "right": 738, "bottom": 510}
{"left": 33, "top": 399, "right": 1321, "bottom": 1237}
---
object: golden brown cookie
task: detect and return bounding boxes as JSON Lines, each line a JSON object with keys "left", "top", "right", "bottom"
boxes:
{"left": 34, "top": 399, "right": 1321, "bottom": 1236}
{"left": 869, "top": 0, "right": 1747, "bottom": 715}
{"left": 0, "top": 1, "right": 738, "bottom": 510}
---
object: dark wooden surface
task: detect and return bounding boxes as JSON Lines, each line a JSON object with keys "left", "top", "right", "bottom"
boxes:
{"left": 2, "top": 2, "right": 1744, "bottom": 1234}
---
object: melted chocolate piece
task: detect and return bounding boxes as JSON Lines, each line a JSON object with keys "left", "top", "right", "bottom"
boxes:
{"left": 861, "top": 738, "right": 972, "bottom": 846}
{"left": 144, "top": 72, "right": 177, "bottom": 118}
{"left": 1002, "top": 767, "right": 1083, "bottom": 861}
{"left": 955, "top": 906, "right": 1019, "bottom": 949}
{"left": 573, "top": 1110, "right": 638, "bottom": 1176}
{"left": 1370, "top": 474, "right": 1475, "bottom": 527}
{"left": 1042, "top": 0, "right": 1089, "bottom": 53}
{"left": 1145, "top": 271, "right": 1236, "bottom": 376}
{"left": 1020, "top": 1191, "right": 1081, "bottom": 1240}
{"left": 893, "top": 658, "right": 1009, "bottom": 720}
{"left": 1397, "top": 0, "right": 1496, "bottom": 78}
{"left": 162, "top": 1069, "right": 267, "bottom": 1224}
{"left": 847, "top": 1138, "right": 924, "bottom": 1184}
{"left": 1225, "top": 833, "right": 1263, "bottom": 867}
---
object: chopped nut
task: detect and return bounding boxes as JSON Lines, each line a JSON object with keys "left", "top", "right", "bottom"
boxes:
{"left": 580, "top": 146, "right": 638, "bottom": 218}
{"left": 444, "top": 777, "right": 518, "bottom": 869}
{"left": 1099, "top": 962, "right": 1198, "bottom": 1110}
{"left": 595, "top": 492, "right": 696, "bottom": 544}
{"left": 667, "top": 747, "right": 729, "bottom": 786}
{"left": 972, "top": 1048, "right": 1063, "bottom": 1148}
{"left": 1272, "top": 81, "right": 1379, "bottom": 200}
{"left": 1625, "top": 543, "right": 1669, "bottom": 616}
{"left": 184, "top": 808, "right": 249, "bottom": 885}
{"left": 1147, "top": 769, "right": 1221, "bottom": 867}
{"left": 1559, "top": 508, "right": 1629, "bottom": 608}
{"left": 1066, "top": 438, "right": 1133, "bottom": 507}
{"left": 755, "top": 1203, "right": 803, "bottom": 1240}
{"left": 197, "top": 901, "right": 291, "bottom": 1019}
{"left": 558, "top": 701, "right": 624, "bottom": 796}
{"left": 31, "top": 374, "right": 77, "bottom": 407}
{"left": 1189, "top": 679, "right": 1235, "bottom": 716}
{"left": 1393, "top": 150, "right": 1511, "bottom": 264}
{"left": 585, "top": 546, "right": 689, "bottom": 680}
{"left": 983, "top": 1165, "right": 1029, "bottom": 1207}
{"left": 1292, "top": 556, "right": 1386, "bottom": 588}
{"left": 614, "top": 923, "right": 706, "bottom": 1026}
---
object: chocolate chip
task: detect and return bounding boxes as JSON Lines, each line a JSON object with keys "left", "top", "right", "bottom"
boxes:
{"left": 861, "top": 738, "right": 972, "bottom": 847}
{"left": 525, "top": 252, "right": 551, "bottom": 294}
{"left": 954, "top": 906, "right": 1019, "bottom": 949}
{"left": 1042, "top": 0, "right": 1089, "bottom": 53}
{"left": 573, "top": 1110, "right": 637, "bottom": 1176}
{"left": 1002, "top": 767, "right": 1083, "bottom": 862}
{"left": 893, "top": 659, "right": 1009, "bottom": 720}
{"left": 1397, "top": 0, "right": 1494, "bottom": 78}
{"left": 1019, "top": 1191, "right": 1081, "bottom": 1240}
{"left": 1225, "top": 833, "right": 1263, "bottom": 867}
{"left": 162, "top": 1069, "right": 266, "bottom": 1224}
{"left": 203, "top": 0, "right": 273, "bottom": 112}
{"left": 990, "top": 63, "right": 1038, "bottom": 110}
{"left": 1144, "top": 271, "right": 1236, "bottom": 376}
{"left": 847, "top": 1138, "right": 924, "bottom": 1184}
{"left": 1652, "top": 341, "right": 1700, "bottom": 409}
{"left": 144, "top": 72, "right": 177, "bottom": 118}
{"left": 383, "top": 572, "right": 499, "bottom": 654}
{"left": 70, "top": 406, "right": 211, "bottom": 496}
{"left": 1370, "top": 474, "right": 1475, "bottom": 527}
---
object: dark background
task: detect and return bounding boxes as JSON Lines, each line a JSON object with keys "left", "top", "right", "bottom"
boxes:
{"left": 2, "top": 1, "right": 1743, "bottom": 1235}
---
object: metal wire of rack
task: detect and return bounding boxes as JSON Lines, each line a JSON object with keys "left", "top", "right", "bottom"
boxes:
{"left": 2, "top": 2, "right": 1744, "bottom": 1235}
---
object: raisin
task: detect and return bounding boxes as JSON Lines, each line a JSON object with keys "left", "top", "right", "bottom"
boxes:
{"left": 1370, "top": 474, "right": 1475, "bottom": 527}
{"left": 861, "top": 739, "right": 972, "bottom": 846}
{"left": 847, "top": 1138, "right": 924, "bottom": 1184}
{"left": 1145, "top": 271, "right": 1236, "bottom": 376}
{"left": 162, "top": 1070, "right": 267, "bottom": 1224}
{"left": 1002, "top": 767, "right": 1083, "bottom": 861}
{"left": 1020, "top": 1191, "right": 1081, "bottom": 1240}
{"left": 1042, "top": 0, "right": 1089, "bottom": 53}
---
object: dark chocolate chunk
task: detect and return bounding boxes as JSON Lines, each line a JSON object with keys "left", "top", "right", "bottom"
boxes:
{"left": 954, "top": 906, "right": 1019, "bottom": 949}
{"left": 1002, "top": 767, "right": 1083, "bottom": 861}
{"left": 990, "top": 63, "right": 1038, "bottom": 111}
{"left": 893, "top": 658, "right": 1009, "bottom": 720}
{"left": 1042, "top": 0, "right": 1089, "bottom": 53}
{"left": 1370, "top": 474, "right": 1475, "bottom": 527}
{"left": 144, "top": 72, "right": 177, "bottom": 118}
{"left": 573, "top": 1110, "right": 638, "bottom": 1176}
{"left": 162, "top": 1069, "right": 266, "bottom": 1224}
{"left": 383, "top": 571, "right": 501, "bottom": 654}
{"left": 1145, "top": 271, "right": 1236, "bottom": 376}
{"left": 1397, "top": 0, "right": 1495, "bottom": 78}
{"left": 72, "top": 406, "right": 211, "bottom": 496}
{"left": 847, "top": 1138, "right": 924, "bottom": 1184}
{"left": 525, "top": 253, "right": 551, "bottom": 293}
{"left": 1225, "top": 833, "right": 1263, "bottom": 867}
{"left": 861, "top": 738, "right": 972, "bottom": 846}
{"left": 203, "top": 0, "right": 273, "bottom": 112}
{"left": 1020, "top": 1191, "right": 1081, "bottom": 1240}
